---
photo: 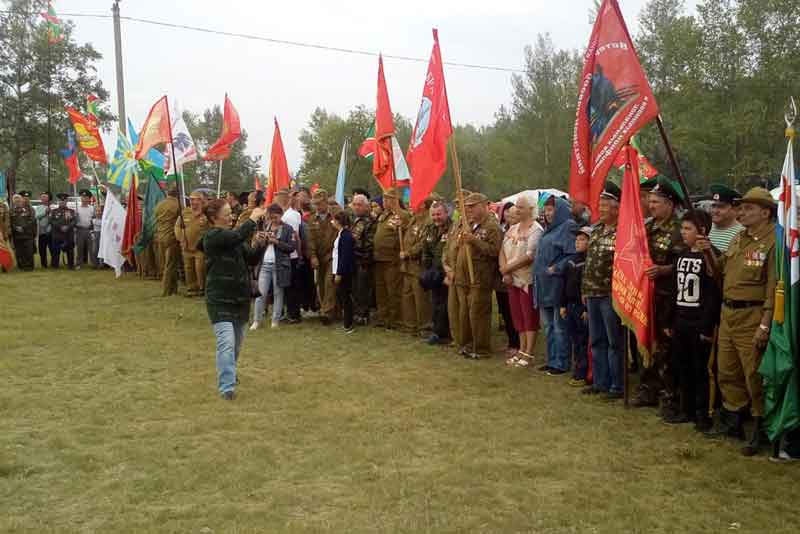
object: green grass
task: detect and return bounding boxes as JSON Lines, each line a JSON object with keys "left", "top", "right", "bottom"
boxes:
{"left": 1, "top": 269, "right": 798, "bottom": 533}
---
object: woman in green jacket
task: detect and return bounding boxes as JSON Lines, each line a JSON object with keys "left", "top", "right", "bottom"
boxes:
{"left": 199, "top": 200, "right": 266, "bottom": 400}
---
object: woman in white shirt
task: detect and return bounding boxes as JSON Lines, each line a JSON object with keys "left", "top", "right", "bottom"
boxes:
{"left": 499, "top": 196, "right": 544, "bottom": 367}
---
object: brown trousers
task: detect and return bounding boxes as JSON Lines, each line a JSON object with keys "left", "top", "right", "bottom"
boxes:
{"left": 375, "top": 261, "right": 402, "bottom": 329}
{"left": 401, "top": 270, "right": 432, "bottom": 333}
{"left": 183, "top": 250, "right": 205, "bottom": 293}
{"left": 718, "top": 305, "right": 765, "bottom": 416}
{"left": 456, "top": 284, "right": 493, "bottom": 355}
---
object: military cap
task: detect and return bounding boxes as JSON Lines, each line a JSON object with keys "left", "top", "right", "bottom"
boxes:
{"left": 650, "top": 176, "right": 682, "bottom": 203}
{"left": 709, "top": 184, "right": 742, "bottom": 205}
{"left": 452, "top": 189, "right": 472, "bottom": 203}
{"left": 382, "top": 187, "right": 401, "bottom": 200}
{"left": 56, "top": 193, "right": 69, "bottom": 200}
{"left": 426, "top": 192, "right": 444, "bottom": 203}
{"left": 312, "top": 188, "right": 329, "bottom": 201}
{"left": 739, "top": 187, "right": 776, "bottom": 211}
{"left": 464, "top": 192, "right": 488, "bottom": 206}
{"left": 189, "top": 190, "right": 207, "bottom": 199}
{"left": 640, "top": 177, "right": 659, "bottom": 191}
{"left": 18, "top": 190, "right": 31, "bottom": 198}
{"left": 577, "top": 226, "right": 593, "bottom": 237}
{"left": 600, "top": 181, "right": 622, "bottom": 202}
{"left": 41, "top": 191, "right": 52, "bottom": 198}
{"left": 79, "top": 189, "right": 93, "bottom": 198}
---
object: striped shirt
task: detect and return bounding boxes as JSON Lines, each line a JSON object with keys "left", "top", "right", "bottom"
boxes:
{"left": 709, "top": 222, "right": 744, "bottom": 252}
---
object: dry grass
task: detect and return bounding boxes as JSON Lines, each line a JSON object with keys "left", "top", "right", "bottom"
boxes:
{"left": 1, "top": 269, "right": 799, "bottom": 533}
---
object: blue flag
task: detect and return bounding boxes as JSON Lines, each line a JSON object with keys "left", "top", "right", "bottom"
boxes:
{"left": 335, "top": 138, "right": 350, "bottom": 206}
{"left": 0, "top": 170, "right": 6, "bottom": 200}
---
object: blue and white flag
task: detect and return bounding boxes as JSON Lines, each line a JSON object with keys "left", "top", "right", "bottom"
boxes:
{"left": 335, "top": 138, "right": 350, "bottom": 206}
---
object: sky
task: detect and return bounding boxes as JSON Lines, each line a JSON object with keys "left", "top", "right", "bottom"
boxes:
{"left": 62, "top": 0, "right": 696, "bottom": 175}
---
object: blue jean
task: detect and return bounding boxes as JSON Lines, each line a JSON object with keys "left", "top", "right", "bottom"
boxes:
{"left": 565, "top": 302, "right": 589, "bottom": 380}
{"left": 254, "top": 262, "right": 284, "bottom": 323}
{"left": 541, "top": 306, "right": 569, "bottom": 372}
{"left": 586, "top": 296, "right": 623, "bottom": 393}
{"left": 213, "top": 321, "right": 246, "bottom": 394}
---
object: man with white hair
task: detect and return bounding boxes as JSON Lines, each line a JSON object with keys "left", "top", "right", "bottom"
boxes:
{"left": 350, "top": 193, "right": 376, "bottom": 325}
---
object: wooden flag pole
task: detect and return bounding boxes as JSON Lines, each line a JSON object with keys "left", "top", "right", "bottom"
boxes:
{"left": 449, "top": 136, "right": 475, "bottom": 285}
{"left": 655, "top": 115, "right": 692, "bottom": 211}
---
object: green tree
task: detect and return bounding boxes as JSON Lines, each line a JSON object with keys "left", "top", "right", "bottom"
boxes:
{"left": 0, "top": 0, "right": 112, "bottom": 195}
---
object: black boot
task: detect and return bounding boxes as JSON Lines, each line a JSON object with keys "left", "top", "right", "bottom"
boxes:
{"left": 742, "top": 417, "right": 768, "bottom": 456}
{"left": 705, "top": 408, "right": 745, "bottom": 440}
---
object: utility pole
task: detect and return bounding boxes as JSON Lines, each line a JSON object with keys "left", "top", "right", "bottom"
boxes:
{"left": 112, "top": 1, "right": 126, "bottom": 136}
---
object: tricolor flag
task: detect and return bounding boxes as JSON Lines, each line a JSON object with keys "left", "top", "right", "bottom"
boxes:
{"left": 759, "top": 128, "right": 799, "bottom": 442}
{"left": 204, "top": 94, "right": 242, "bottom": 161}
{"left": 407, "top": 29, "right": 453, "bottom": 211}
{"left": 41, "top": 2, "right": 64, "bottom": 44}
{"left": 569, "top": 0, "right": 659, "bottom": 222}
{"left": 86, "top": 94, "right": 99, "bottom": 128}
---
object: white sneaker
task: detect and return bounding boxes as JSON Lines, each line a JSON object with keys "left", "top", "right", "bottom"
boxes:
{"left": 249, "top": 321, "right": 261, "bottom": 331}
{"left": 271, "top": 321, "right": 280, "bottom": 329}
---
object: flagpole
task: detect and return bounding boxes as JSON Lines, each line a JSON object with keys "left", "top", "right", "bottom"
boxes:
{"left": 655, "top": 116, "right": 692, "bottom": 211}
{"left": 449, "top": 136, "right": 475, "bottom": 285}
{"left": 216, "top": 160, "right": 223, "bottom": 199}
{"left": 165, "top": 99, "right": 188, "bottom": 250}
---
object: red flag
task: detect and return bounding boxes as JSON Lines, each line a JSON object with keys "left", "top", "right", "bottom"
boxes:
{"left": 254, "top": 176, "right": 263, "bottom": 191}
{"left": 120, "top": 177, "right": 141, "bottom": 266}
{"left": 612, "top": 145, "right": 655, "bottom": 361}
{"left": 66, "top": 107, "right": 108, "bottom": 164}
{"left": 0, "top": 240, "right": 13, "bottom": 271}
{"left": 64, "top": 152, "right": 81, "bottom": 184}
{"left": 408, "top": 29, "right": 454, "bottom": 211}
{"left": 310, "top": 183, "right": 320, "bottom": 195}
{"left": 373, "top": 55, "right": 395, "bottom": 191}
{"left": 569, "top": 0, "right": 659, "bottom": 222}
{"left": 135, "top": 96, "right": 172, "bottom": 160}
{"left": 204, "top": 94, "right": 242, "bottom": 161}
{"left": 265, "top": 118, "right": 291, "bottom": 205}
{"left": 612, "top": 139, "right": 659, "bottom": 179}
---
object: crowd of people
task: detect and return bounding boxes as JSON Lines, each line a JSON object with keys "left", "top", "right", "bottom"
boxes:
{"left": 2, "top": 176, "right": 795, "bottom": 460}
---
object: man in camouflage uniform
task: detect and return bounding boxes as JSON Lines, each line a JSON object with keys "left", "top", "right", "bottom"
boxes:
{"left": 443, "top": 190, "right": 470, "bottom": 349}
{"left": 455, "top": 192, "right": 502, "bottom": 358}
{"left": 156, "top": 189, "right": 181, "bottom": 296}
{"left": 705, "top": 187, "right": 777, "bottom": 456}
{"left": 373, "top": 187, "right": 411, "bottom": 329}
{"left": 633, "top": 177, "right": 686, "bottom": 409}
{"left": 307, "top": 189, "right": 339, "bottom": 324}
{"left": 400, "top": 195, "right": 434, "bottom": 335}
{"left": 350, "top": 193, "right": 376, "bottom": 325}
{"left": 225, "top": 191, "right": 243, "bottom": 228}
{"left": 10, "top": 192, "right": 37, "bottom": 271}
{"left": 581, "top": 182, "right": 624, "bottom": 398}
{"left": 51, "top": 193, "right": 76, "bottom": 269}
{"left": 421, "top": 199, "right": 452, "bottom": 345}
{"left": 175, "top": 190, "right": 209, "bottom": 297}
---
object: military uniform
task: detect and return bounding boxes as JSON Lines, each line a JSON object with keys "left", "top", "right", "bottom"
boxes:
{"left": 422, "top": 218, "right": 452, "bottom": 342}
{"left": 155, "top": 195, "right": 181, "bottom": 296}
{"left": 401, "top": 209, "right": 432, "bottom": 334}
{"left": 373, "top": 189, "right": 411, "bottom": 329}
{"left": 635, "top": 182, "right": 685, "bottom": 407}
{"left": 230, "top": 203, "right": 244, "bottom": 229}
{"left": 307, "top": 190, "right": 339, "bottom": 321}
{"left": 454, "top": 194, "right": 502, "bottom": 357}
{"left": 0, "top": 201, "right": 10, "bottom": 241}
{"left": 175, "top": 208, "right": 209, "bottom": 296}
{"left": 50, "top": 196, "right": 76, "bottom": 269}
{"left": 352, "top": 212, "right": 376, "bottom": 323}
{"left": 442, "top": 191, "right": 471, "bottom": 347}
{"left": 10, "top": 194, "right": 37, "bottom": 270}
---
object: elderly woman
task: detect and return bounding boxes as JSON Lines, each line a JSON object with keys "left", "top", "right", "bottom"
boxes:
{"left": 199, "top": 200, "right": 266, "bottom": 400}
{"left": 500, "top": 196, "right": 544, "bottom": 367}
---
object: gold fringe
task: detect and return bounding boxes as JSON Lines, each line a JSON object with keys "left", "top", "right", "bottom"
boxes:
{"left": 774, "top": 280, "right": 785, "bottom": 324}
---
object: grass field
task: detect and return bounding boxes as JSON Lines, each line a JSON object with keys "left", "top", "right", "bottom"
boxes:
{"left": 1, "top": 269, "right": 799, "bottom": 533}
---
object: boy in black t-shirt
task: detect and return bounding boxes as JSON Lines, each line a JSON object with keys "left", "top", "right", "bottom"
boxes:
{"left": 664, "top": 210, "right": 721, "bottom": 431}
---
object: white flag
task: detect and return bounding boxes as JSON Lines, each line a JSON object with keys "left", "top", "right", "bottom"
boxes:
{"left": 391, "top": 135, "right": 411, "bottom": 183}
{"left": 98, "top": 190, "right": 127, "bottom": 277}
{"left": 164, "top": 101, "right": 197, "bottom": 174}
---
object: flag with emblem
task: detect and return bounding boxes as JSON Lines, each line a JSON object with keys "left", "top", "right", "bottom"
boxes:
{"left": 163, "top": 104, "right": 198, "bottom": 177}
{"left": 569, "top": 0, "right": 659, "bottom": 222}
{"left": 41, "top": 2, "right": 64, "bottom": 44}
{"left": 372, "top": 55, "right": 397, "bottom": 191}
{"left": 107, "top": 130, "right": 138, "bottom": 190}
{"left": 120, "top": 176, "right": 141, "bottom": 266}
{"left": 66, "top": 107, "right": 107, "bottom": 164}
{"left": 265, "top": 118, "right": 291, "bottom": 205}
{"left": 133, "top": 172, "right": 166, "bottom": 256}
{"left": 128, "top": 118, "right": 166, "bottom": 180}
{"left": 134, "top": 96, "right": 172, "bottom": 161}
{"left": 407, "top": 29, "right": 453, "bottom": 211}
{"left": 759, "top": 129, "right": 800, "bottom": 442}
{"left": 204, "top": 94, "right": 242, "bottom": 161}
{"left": 612, "top": 144, "right": 656, "bottom": 362}
{"left": 59, "top": 129, "right": 82, "bottom": 184}
{"left": 98, "top": 189, "right": 127, "bottom": 276}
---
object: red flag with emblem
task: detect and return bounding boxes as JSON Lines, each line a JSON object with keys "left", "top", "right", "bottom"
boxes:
{"left": 265, "top": 118, "right": 291, "bottom": 205}
{"left": 66, "top": 107, "right": 108, "bottom": 164}
{"left": 134, "top": 96, "right": 172, "bottom": 161}
{"left": 407, "top": 29, "right": 453, "bottom": 211}
{"left": 612, "top": 144, "right": 655, "bottom": 361}
{"left": 204, "top": 94, "right": 242, "bottom": 161}
{"left": 373, "top": 55, "right": 395, "bottom": 191}
{"left": 569, "top": 0, "right": 660, "bottom": 222}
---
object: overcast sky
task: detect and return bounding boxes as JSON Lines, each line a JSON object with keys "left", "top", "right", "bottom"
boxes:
{"left": 64, "top": 0, "right": 696, "bottom": 174}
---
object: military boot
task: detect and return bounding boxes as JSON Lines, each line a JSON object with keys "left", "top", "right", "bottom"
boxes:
{"left": 705, "top": 408, "right": 745, "bottom": 440}
{"left": 630, "top": 385, "right": 658, "bottom": 408}
{"left": 741, "top": 417, "right": 768, "bottom": 457}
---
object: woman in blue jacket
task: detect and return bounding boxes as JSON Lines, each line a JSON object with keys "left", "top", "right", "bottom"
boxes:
{"left": 332, "top": 210, "right": 356, "bottom": 333}
{"left": 532, "top": 195, "right": 578, "bottom": 374}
